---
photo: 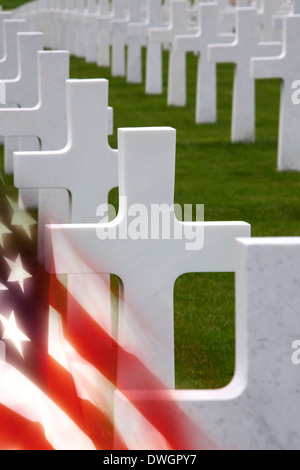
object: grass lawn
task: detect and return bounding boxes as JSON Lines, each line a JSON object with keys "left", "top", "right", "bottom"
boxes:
{"left": 2, "top": 1, "right": 300, "bottom": 390}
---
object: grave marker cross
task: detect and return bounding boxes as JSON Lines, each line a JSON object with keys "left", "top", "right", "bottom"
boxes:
{"left": 46, "top": 127, "right": 250, "bottom": 389}
{"left": 150, "top": 0, "right": 198, "bottom": 106}
{"left": 252, "top": 8, "right": 300, "bottom": 170}
{"left": 14, "top": 79, "right": 118, "bottom": 225}
{"left": 209, "top": 6, "right": 282, "bottom": 142}
{"left": 175, "top": 2, "right": 235, "bottom": 123}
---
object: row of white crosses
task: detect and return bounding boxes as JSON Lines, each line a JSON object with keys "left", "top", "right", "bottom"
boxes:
{"left": 0, "top": 9, "right": 250, "bottom": 389}
{"left": 13, "top": 1, "right": 295, "bottom": 151}
{"left": 1, "top": 2, "right": 300, "bottom": 450}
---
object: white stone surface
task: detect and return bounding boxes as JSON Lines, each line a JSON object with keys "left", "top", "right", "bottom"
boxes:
{"left": 175, "top": 2, "right": 234, "bottom": 123}
{"left": 111, "top": 0, "right": 128, "bottom": 77}
{"left": 3, "top": 32, "right": 43, "bottom": 108}
{"left": 73, "top": 0, "right": 86, "bottom": 58}
{"left": 0, "top": 20, "right": 27, "bottom": 80}
{"left": 141, "top": 0, "right": 166, "bottom": 94}
{"left": 217, "top": 0, "right": 236, "bottom": 34}
{"left": 45, "top": 127, "right": 250, "bottom": 389}
{"left": 209, "top": 6, "right": 282, "bottom": 142}
{"left": 150, "top": 0, "right": 198, "bottom": 107}
{"left": 257, "top": 0, "right": 284, "bottom": 41}
{"left": 97, "top": 0, "right": 113, "bottom": 68}
{"left": 0, "top": 32, "right": 44, "bottom": 209}
{"left": 126, "top": 0, "right": 147, "bottom": 84}
{"left": 252, "top": 11, "right": 300, "bottom": 171}
{"left": 84, "top": 0, "right": 99, "bottom": 63}
{"left": 0, "top": 12, "right": 12, "bottom": 60}
{"left": 63, "top": 0, "right": 76, "bottom": 53}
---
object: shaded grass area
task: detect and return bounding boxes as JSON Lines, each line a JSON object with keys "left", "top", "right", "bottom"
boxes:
{"left": 2, "top": 0, "right": 300, "bottom": 389}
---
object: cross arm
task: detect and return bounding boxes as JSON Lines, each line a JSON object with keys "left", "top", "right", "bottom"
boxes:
{"left": 175, "top": 33, "right": 201, "bottom": 53}
{"left": 251, "top": 54, "right": 285, "bottom": 80}
{"left": 173, "top": 221, "right": 251, "bottom": 279}
{"left": 0, "top": 106, "right": 41, "bottom": 137}
{"left": 149, "top": 27, "right": 171, "bottom": 44}
{"left": 45, "top": 223, "right": 109, "bottom": 275}
{"left": 14, "top": 147, "right": 69, "bottom": 190}
{"left": 208, "top": 41, "right": 237, "bottom": 64}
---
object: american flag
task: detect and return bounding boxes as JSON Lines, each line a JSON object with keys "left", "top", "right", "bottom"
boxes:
{"left": 0, "top": 170, "right": 214, "bottom": 451}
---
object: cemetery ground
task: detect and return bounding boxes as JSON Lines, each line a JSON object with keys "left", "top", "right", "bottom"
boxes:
{"left": 1, "top": 12, "right": 300, "bottom": 390}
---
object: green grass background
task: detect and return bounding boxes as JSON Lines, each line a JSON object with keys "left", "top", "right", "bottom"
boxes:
{"left": 2, "top": 0, "right": 300, "bottom": 390}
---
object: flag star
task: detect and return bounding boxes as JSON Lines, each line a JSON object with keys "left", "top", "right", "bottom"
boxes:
{"left": 6, "top": 196, "right": 37, "bottom": 239}
{"left": 0, "top": 311, "right": 30, "bottom": 358}
{"left": 0, "top": 283, "right": 8, "bottom": 291}
{"left": 4, "top": 254, "right": 32, "bottom": 292}
{"left": 0, "top": 222, "right": 12, "bottom": 248}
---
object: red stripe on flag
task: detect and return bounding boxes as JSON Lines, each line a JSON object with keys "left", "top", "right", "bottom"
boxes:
{"left": 46, "top": 355, "right": 116, "bottom": 450}
{"left": 0, "top": 403, "right": 53, "bottom": 450}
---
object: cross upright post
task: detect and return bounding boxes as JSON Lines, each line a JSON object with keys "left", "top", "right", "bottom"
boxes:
{"left": 111, "top": 0, "right": 129, "bottom": 77}
{"left": 84, "top": 0, "right": 99, "bottom": 63}
{"left": 96, "top": 0, "right": 113, "bottom": 68}
{"left": 126, "top": 0, "right": 146, "bottom": 84}
{"left": 0, "top": 12, "right": 12, "bottom": 60}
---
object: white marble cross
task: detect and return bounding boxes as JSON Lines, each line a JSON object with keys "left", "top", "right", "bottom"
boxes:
{"left": 126, "top": 0, "right": 147, "bottom": 84}
{"left": 127, "top": 0, "right": 165, "bottom": 92}
{"left": 97, "top": 0, "right": 113, "bottom": 67}
{"left": 208, "top": 6, "right": 282, "bottom": 142}
{"left": 0, "top": 51, "right": 69, "bottom": 262}
{"left": 73, "top": 0, "right": 86, "bottom": 58}
{"left": 14, "top": 79, "right": 118, "bottom": 225}
{"left": 111, "top": 0, "right": 129, "bottom": 77}
{"left": 45, "top": 126, "right": 250, "bottom": 389}
{"left": 1, "top": 32, "right": 44, "bottom": 209}
{"left": 150, "top": 0, "right": 198, "bottom": 107}
{"left": 63, "top": 0, "right": 76, "bottom": 53}
{"left": 4, "top": 33, "right": 41, "bottom": 103}
{"left": 175, "top": 2, "right": 235, "bottom": 123}
{"left": 252, "top": 7, "right": 300, "bottom": 170}
{"left": 84, "top": 0, "right": 99, "bottom": 63}
{"left": 0, "top": 20, "right": 27, "bottom": 80}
